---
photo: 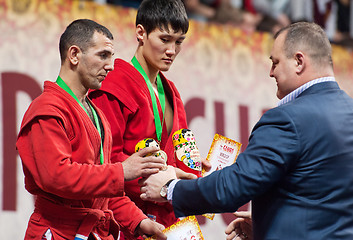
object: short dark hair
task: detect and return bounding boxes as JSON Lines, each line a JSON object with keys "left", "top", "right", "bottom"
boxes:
{"left": 274, "top": 22, "right": 333, "bottom": 68}
{"left": 59, "top": 19, "right": 113, "bottom": 63}
{"left": 136, "top": 0, "right": 189, "bottom": 35}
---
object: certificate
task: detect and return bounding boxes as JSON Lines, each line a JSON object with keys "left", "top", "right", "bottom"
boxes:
{"left": 145, "top": 216, "right": 204, "bottom": 240}
{"left": 202, "top": 134, "right": 241, "bottom": 220}
{"left": 202, "top": 134, "right": 241, "bottom": 177}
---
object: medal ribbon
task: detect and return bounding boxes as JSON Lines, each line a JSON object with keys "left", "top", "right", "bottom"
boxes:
{"left": 56, "top": 76, "right": 104, "bottom": 165}
{"left": 131, "top": 56, "right": 165, "bottom": 141}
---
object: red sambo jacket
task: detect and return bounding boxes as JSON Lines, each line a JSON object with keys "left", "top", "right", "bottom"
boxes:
{"left": 17, "top": 81, "right": 146, "bottom": 240}
{"left": 90, "top": 58, "right": 190, "bottom": 238}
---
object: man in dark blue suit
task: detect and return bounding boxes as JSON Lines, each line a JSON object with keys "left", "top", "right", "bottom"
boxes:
{"left": 139, "top": 22, "right": 353, "bottom": 240}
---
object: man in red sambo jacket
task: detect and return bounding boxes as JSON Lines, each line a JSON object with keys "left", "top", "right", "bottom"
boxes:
{"left": 89, "top": 1, "right": 212, "bottom": 239}
{"left": 16, "top": 19, "right": 167, "bottom": 240}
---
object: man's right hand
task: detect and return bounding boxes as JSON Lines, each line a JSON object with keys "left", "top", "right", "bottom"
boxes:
{"left": 122, "top": 146, "right": 166, "bottom": 181}
{"left": 139, "top": 166, "right": 177, "bottom": 202}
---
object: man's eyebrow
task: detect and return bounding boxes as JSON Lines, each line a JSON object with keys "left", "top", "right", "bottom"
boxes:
{"left": 160, "top": 33, "right": 186, "bottom": 40}
{"left": 99, "top": 49, "right": 114, "bottom": 54}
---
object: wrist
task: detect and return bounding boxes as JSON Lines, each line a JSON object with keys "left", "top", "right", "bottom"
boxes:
{"left": 134, "top": 218, "right": 148, "bottom": 237}
{"left": 160, "top": 179, "right": 175, "bottom": 200}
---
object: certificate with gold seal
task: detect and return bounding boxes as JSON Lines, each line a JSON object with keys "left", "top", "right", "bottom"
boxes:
{"left": 145, "top": 216, "right": 204, "bottom": 240}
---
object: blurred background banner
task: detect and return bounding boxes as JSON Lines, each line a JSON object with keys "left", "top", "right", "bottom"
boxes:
{"left": 0, "top": 0, "right": 352, "bottom": 239}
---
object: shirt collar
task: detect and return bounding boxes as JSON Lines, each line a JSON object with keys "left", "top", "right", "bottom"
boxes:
{"left": 278, "top": 76, "right": 336, "bottom": 106}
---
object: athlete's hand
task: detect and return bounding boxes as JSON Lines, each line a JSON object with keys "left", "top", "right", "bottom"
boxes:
{"left": 122, "top": 146, "right": 166, "bottom": 181}
{"left": 135, "top": 218, "right": 167, "bottom": 239}
{"left": 175, "top": 167, "right": 198, "bottom": 179}
{"left": 201, "top": 157, "right": 212, "bottom": 172}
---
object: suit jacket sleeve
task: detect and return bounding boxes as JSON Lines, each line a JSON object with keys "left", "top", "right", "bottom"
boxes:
{"left": 172, "top": 107, "right": 300, "bottom": 217}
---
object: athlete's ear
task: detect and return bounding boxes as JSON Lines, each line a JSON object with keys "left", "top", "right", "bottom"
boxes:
{"left": 136, "top": 24, "right": 146, "bottom": 43}
{"left": 67, "top": 45, "right": 81, "bottom": 66}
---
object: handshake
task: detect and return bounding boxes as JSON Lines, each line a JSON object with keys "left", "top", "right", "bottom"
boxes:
{"left": 121, "top": 144, "right": 207, "bottom": 196}
{"left": 132, "top": 146, "right": 252, "bottom": 240}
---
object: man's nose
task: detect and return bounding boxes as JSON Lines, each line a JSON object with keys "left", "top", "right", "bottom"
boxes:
{"left": 166, "top": 43, "right": 176, "bottom": 55}
{"left": 105, "top": 60, "right": 114, "bottom": 72}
